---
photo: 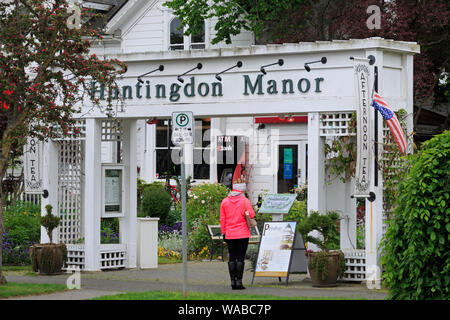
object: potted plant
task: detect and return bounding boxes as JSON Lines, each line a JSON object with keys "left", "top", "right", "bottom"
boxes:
{"left": 297, "top": 211, "right": 346, "bottom": 287}
{"left": 30, "top": 205, "right": 67, "bottom": 274}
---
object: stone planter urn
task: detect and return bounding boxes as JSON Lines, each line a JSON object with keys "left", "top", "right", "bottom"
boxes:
{"left": 30, "top": 243, "right": 68, "bottom": 275}
{"left": 307, "top": 251, "right": 344, "bottom": 287}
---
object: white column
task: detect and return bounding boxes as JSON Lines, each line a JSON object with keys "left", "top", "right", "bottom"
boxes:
{"left": 83, "top": 118, "right": 102, "bottom": 271}
{"left": 404, "top": 54, "right": 414, "bottom": 152}
{"left": 141, "top": 122, "right": 155, "bottom": 183}
{"left": 340, "top": 179, "right": 357, "bottom": 249}
{"left": 121, "top": 119, "right": 138, "bottom": 268}
{"left": 307, "top": 112, "right": 326, "bottom": 251}
{"left": 41, "top": 140, "right": 59, "bottom": 244}
{"left": 365, "top": 49, "right": 384, "bottom": 273}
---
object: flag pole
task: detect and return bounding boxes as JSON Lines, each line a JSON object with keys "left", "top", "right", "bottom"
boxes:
{"left": 373, "top": 66, "right": 379, "bottom": 187}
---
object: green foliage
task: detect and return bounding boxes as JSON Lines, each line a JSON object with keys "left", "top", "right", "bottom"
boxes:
{"left": 184, "top": 183, "right": 229, "bottom": 255}
{"left": 379, "top": 109, "right": 413, "bottom": 219}
{"left": 101, "top": 218, "right": 119, "bottom": 244}
{"left": 297, "top": 211, "right": 340, "bottom": 251}
{"left": 324, "top": 113, "right": 356, "bottom": 183}
{"left": 3, "top": 201, "right": 40, "bottom": 246}
{"left": 380, "top": 130, "right": 450, "bottom": 300}
{"left": 140, "top": 182, "right": 173, "bottom": 224}
{"left": 163, "top": 0, "right": 309, "bottom": 45}
{"left": 185, "top": 182, "right": 229, "bottom": 227}
{"left": 284, "top": 200, "right": 307, "bottom": 223}
{"left": 188, "top": 217, "right": 212, "bottom": 256}
{"left": 40, "top": 205, "right": 60, "bottom": 244}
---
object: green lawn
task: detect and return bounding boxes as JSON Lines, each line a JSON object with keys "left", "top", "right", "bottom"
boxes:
{"left": 158, "top": 257, "right": 182, "bottom": 264}
{"left": 0, "top": 282, "right": 68, "bottom": 299}
{"left": 2, "top": 265, "right": 36, "bottom": 277}
{"left": 92, "top": 290, "right": 365, "bottom": 300}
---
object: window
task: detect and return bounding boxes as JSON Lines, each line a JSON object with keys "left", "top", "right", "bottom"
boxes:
{"left": 190, "top": 22, "right": 205, "bottom": 49}
{"left": 169, "top": 18, "right": 184, "bottom": 50}
{"left": 155, "top": 120, "right": 181, "bottom": 178}
{"left": 193, "top": 118, "right": 211, "bottom": 179}
{"left": 155, "top": 119, "right": 211, "bottom": 180}
{"left": 169, "top": 17, "right": 205, "bottom": 50}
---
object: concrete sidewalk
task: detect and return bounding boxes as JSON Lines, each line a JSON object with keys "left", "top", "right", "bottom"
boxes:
{"left": 3, "top": 260, "right": 387, "bottom": 300}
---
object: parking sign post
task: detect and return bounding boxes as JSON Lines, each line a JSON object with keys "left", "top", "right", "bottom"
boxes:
{"left": 171, "top": 111, "right": 194, "bottom": 298}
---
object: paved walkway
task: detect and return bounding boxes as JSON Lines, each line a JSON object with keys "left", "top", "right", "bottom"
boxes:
{"left": 4, "top": 260, "right": 387, "bottom": 300}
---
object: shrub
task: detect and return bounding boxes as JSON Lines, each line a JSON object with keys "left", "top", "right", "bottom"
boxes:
{"left": 40, "top": 205, "right": 60, "bottom": 243}
{"left": 2, "top": 201, "right": 40, "bottom": 265}
{"left": 140, "top": 182, "right": 173, "bottom": 224}
{"left": 185, "top": 182, "right": 229, "bottom": 228}
{"left": 296, "top": 211, "right": 341, "bottom": 251}
{"left": 184, "top": 183, "right": 229, "bottom": 255}
{"left": 284, "top": 200, "right": 307, "bottom": 223}
{"left": 101, "top": 218, "right": 120, "bottom": 244}
{"left": 380, "top": 130, "right": 450, "bottom": 300}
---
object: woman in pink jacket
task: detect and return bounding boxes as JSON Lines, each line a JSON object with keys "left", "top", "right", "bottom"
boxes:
{"left": 220, "top": 182, "right": 256, "bottom": 290}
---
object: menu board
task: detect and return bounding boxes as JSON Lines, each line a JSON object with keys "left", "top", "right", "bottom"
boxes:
{"left": 104, "top": 169, "right": 122, "bottom": 212}
{"left": 254, "top": 221, "right": 297, "bottom": 278}
{"left": 258, "top": 194, "right": 297, "bottom": 214}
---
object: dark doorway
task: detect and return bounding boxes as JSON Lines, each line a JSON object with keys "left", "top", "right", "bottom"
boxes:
{"left": 277, "top": 145, "right": 298, "bottom": 193}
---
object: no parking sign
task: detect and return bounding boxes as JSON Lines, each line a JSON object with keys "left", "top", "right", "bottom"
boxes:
{"left": 171, "top": 111, "right": 194, "bottom": 145}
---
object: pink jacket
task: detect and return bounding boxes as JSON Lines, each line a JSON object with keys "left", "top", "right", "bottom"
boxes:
{"left": 220, "top": 194, "right": 256, "bottom": 239}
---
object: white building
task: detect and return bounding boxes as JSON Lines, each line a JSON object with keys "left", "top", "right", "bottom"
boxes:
{"left": 41, "top": 0, "right": 419, "bottom": 278}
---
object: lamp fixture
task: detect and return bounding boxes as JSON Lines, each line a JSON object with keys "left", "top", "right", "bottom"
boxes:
{"left": 177, "top": 63, "right": 203, "bottom": 83}
{"left": 304, "top": 57, "right": 327, "bottom": 72}
{"left": 260, "top": 59, "right": 284, "bottom": 75}
{"left": 215, "top": 61, "right": 243, "bottom": 81}
{"left": 137, "top": 65, "right": 164, "bottom": 83}
{"left": 349, "top": 55, "right": 376, "bottom": 65}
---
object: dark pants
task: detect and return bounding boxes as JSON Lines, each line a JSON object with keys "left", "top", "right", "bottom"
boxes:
{"left": 225, "top": 238, "right": 249, "bottom": 262}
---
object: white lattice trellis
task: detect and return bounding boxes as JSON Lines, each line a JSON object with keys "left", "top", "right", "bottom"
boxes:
{"left": 100, "top": 244, "right": 127, "bottom": 269}
{"left": 58, "top": 140, "right": 84, "bottom": 244}
{"left": 65, "top": 244, "right": 85, "bottom": 270}
{"left": 342, "top": 249, "right": 366, "bottom": 281}
{"left": 102, "top": 119, "right": 123, "bottom": 142}
{"left": 320, "top": 112, "right": 356, "bottom": 137}
{"left": 53, "top": 119, "right": 86, "bottom": 141}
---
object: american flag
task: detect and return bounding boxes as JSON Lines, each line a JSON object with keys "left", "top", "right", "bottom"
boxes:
{"left": 372, "top": 92, "right": 407, "bottom": 154}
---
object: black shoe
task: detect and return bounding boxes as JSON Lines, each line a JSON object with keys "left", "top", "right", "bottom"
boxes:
{"left": 234, "top": 261, "right": 246, "bottom": 290}
{"left": 227, "top": 261, "right": 237, "bottom": 289}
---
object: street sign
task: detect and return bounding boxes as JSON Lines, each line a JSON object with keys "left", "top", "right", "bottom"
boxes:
{"left": 171, "top": 111, "right": 194, "bottom": 145}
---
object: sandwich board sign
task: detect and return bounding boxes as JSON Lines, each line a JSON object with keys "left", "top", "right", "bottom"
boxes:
{"left": 252, "top": 221, "right": 307, "bottom": 286}
{"left": 171, "top": 111, "right": 194, "bottom": 145}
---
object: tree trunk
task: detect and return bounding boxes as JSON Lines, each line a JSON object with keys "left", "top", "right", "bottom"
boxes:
{"left": 0, "top": 158, "right": 8, "bottom": 285}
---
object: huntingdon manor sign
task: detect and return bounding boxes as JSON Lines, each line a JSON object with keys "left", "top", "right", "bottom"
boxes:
{"left": 90, "top": 74, "right": 325, "bottom": 102}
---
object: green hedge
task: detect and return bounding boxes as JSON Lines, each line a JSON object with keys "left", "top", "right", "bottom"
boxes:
{"left": 140, "top": 182, "right": 173, "bottom": 225}
{"left": 381, "top": 130, "right": 449, "bottom": 300}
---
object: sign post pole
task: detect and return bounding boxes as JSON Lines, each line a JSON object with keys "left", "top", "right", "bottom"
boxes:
{"left": 181, "top": 144, "right": 188, "bottom": 298}
{"left": 171, "top": 111, "right": 194, "bottom": 298}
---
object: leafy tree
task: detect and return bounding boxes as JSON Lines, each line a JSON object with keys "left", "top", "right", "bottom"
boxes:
{"left": 380, "top": 131, "right": 449, "bottom": 299}
{"left": 0, "top": 0, "right": 126, "bottom": 285}
{"left": 164, "top": 0, "right": 449, "bottom": 106}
